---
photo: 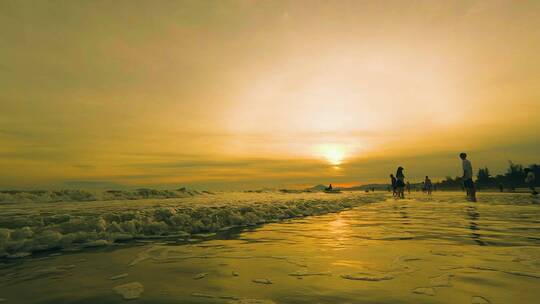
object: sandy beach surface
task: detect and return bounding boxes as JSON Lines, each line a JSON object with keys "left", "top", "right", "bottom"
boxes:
{"left": 0, "top": 192, "right": 539, "bottom": 303}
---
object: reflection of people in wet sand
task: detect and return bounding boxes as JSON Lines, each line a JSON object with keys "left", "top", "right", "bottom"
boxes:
{"left": 396, "top": 167, "right": 405, "bottom": 199}
{"left": 466, "top": 205, "right": 485, "bottom": 246}
{"left": 460, "top": 153, "right": 477, "bottom": 202}
{"left": 424, "top": 176, "right": 433, "bottom": 195}
{"left": 390, "top": 174, "right": 397, "bottom": 197}
{"left": 524, "top": 168, "right": 538, "bottom": 195}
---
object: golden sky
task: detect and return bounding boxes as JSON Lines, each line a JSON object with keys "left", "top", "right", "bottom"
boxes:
{"left": 1, "top": 0, "right": 539, "bottom": 189}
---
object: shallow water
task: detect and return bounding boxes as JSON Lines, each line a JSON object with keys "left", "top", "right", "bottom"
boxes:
{"left": 1, "top": 192, "right": 539, "bottom": 303}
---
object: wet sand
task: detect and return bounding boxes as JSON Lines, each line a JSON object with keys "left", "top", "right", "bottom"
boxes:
{"left": 1, "top": 192, "right": 539, "bottom": 303}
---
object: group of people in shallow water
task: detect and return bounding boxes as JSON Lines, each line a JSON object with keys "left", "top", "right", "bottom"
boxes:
{"left": 390, "top": 172, "right": 434, "bottom": 198}
{"left": 325, "top": 152, "right": 537, "bottom": 200}
{"left": 389, "top": 153, "right": 475, "bottom": 200}
{"left": 389, "top": 152, "right": 537, "bottom": 202}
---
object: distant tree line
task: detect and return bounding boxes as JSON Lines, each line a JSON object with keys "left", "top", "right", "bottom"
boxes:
{"left": 435, "top": 161, "right": 539, "bottom": 191}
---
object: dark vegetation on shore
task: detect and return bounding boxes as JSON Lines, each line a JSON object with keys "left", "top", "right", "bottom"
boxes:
{"left": 436, "top": 161, "right": 539, "bottom": 191}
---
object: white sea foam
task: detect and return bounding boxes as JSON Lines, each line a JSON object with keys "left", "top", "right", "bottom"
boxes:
{"left": 0, "top": 191, "right": 383, "bottom": 257}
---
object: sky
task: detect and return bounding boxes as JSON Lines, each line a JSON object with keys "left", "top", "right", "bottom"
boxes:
{"left": 1, "top": 0, "right": 539, "bottom": 190}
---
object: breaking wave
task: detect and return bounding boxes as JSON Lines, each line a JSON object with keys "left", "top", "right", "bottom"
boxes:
{"left": 0, "top": 192, "right": 384, "bottom": 258}
{"left": 0, "top": 188, "right": 206, "bottom": 204}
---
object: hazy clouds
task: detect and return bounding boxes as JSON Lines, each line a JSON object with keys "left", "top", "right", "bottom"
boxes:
{"left": 1, "top": 1, "right": 539, "bottom": 189}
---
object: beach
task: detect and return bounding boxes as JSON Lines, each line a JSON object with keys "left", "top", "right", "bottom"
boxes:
{"left": 0, "top": 192, "right": 539, "bottom": 303}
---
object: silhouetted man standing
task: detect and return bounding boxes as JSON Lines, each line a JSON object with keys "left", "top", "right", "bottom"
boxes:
{"left": 460, "top": 152, "right": 477, "bottom": 202}
{"left": 424, "top": 176, "right": 433, "bottom": 195}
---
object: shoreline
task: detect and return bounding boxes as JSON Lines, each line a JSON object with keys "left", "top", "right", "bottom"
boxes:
{"left": 0, "top": 192, "right": 386, "bottom": 259}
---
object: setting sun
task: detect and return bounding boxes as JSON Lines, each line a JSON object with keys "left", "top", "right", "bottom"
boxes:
{"left": 319, "top": 144, "right": 346, "bottom": 166}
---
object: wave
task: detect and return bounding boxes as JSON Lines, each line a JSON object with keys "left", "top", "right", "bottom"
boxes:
{"left": 0, "top": 188, "right": 206, "bottom": 204}
{"left": 0, "top": 192, "right": 383, "bottom": 258}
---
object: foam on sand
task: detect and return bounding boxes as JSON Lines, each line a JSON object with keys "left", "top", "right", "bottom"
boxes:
{"left": 251, "top": 278, "right": 273, "bottom": 284}
{"left": 412, "top": 287, "right": 436, "bottom": 296}
{"left": 341, "top": 271, "right": 394, "bottom": 281}
{"left": 113, "top": 282, "right": 144, "bottom": 300}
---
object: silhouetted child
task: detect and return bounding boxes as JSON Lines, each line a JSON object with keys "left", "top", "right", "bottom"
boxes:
{"left": 390, "top": 174, "right": 397, "bottom": 197}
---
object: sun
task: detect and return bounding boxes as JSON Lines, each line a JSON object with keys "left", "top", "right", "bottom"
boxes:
{"left": 320, "top": 144, "right": 346, "bottom": 166}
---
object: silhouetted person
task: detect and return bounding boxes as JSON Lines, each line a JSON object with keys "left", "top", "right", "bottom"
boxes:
{"left": 425, "top": 176, "right": 433, "bottom": 195}
{"left": 460, "top": 152, "right": 477, "bottom": 202}
{"left": 390, "top": 174, "right": 397, "bottom": 197}
{"left": 396, "top": 167, "right": 405, "bottom": 199}
{"left": 524, "top": 168, "right": 538, "bottom": 195}
{"left": 498, "top": 183, "right": 503, "bottom": 192}
{"left": 326, "top": 184, "right": 333, "bottom": 191}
